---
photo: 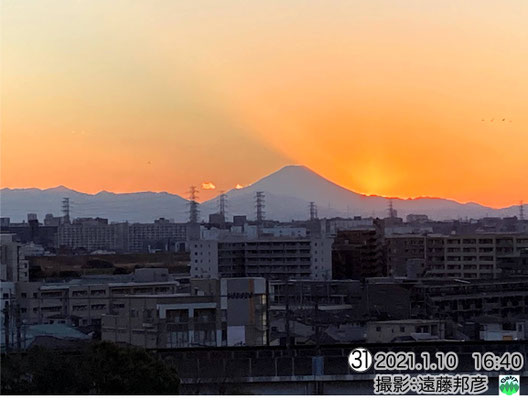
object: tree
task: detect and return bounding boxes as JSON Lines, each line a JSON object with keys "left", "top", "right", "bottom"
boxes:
{"left": 1, "top": 342, "right": 180, "bottom": 395}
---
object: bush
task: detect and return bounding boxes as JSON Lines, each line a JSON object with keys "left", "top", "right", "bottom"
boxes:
{"left": 84, "top": 259, "right": 114, "bottom": 269}
{"left": 1, "top": 342, "right": 180, "bottom": 395}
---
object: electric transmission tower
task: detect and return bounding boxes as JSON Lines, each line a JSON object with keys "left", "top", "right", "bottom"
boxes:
{"left": 255, "top": 191, "right": 265, "bottom": 223}
{"left": 188, "top": 186, "right": 199, "bottom": 223}
{"left": 61, "top": 197, "right": 71, "bottom": 224}
{"left": 388, "top": 199, "right": 397, "bottom": 218}
{"left": 218, "top": 191, "right": 227, "bottom": 217}
{"left": 309, "top": 202, "right": 318, "bottom": 220}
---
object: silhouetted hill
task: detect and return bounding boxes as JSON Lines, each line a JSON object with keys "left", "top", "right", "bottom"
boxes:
{"left": 1, "top": 165, "right": 518, "bottom": 222}
{"left": 201, "top": 165, "right": 518, "bottom": 221}
{"left": 0, "top": 187, "right": 189, "bottom": 223}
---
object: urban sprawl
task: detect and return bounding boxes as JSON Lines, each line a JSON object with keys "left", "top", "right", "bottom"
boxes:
{"left": 1, "top": 197, "right": 528, "bottom": 353}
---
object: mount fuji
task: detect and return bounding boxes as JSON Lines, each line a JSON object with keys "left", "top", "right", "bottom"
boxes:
{"left": 0, "top": 165, "right": 518, "bottom": 222}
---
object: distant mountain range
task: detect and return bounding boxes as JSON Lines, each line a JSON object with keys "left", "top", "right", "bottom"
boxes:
{"left": 0, "top": 165, "right": 519, "bottom": 223}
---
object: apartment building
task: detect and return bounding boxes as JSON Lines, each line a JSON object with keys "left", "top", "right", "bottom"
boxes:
{"left": 14, "top": 270, "right": 185, "bottom": 326}
{"left": 56, "top": 218, "right": 187, "bottom": 253}
{"left": 412, "top": 278, "right": 528, "bottom": 322}
{"left": 102, "top": 282, "right": 222, "bottom": 348}
{"left": 58, "top": 219, "right": 129, "bottom": 252}
{"left": 1, "top": 281, "right": 15, "bottom": 334}
{"left": 268, "top": 279, "right": 362, "bottom": 310}
{"left": 386, "top": 234, "right": 426, "bottom": 277}
{"left": 12, "top": 271, "right": 267, "bottom": 349}
{"left": 332, "top": 227, "right": 385, "bottom": 279}
{"left": 101, "top": 277, "right": 267, "bottom": 348}
{"left": 128, "top": 219, "right": 187, "bottom": 253}
{"left": 386, "top": 233, "right": 528, "bottom": 279}
{"left": 426, "top": 233, "right": 528, "bottom": 279}
{"left": 1, "top": 234, "right": 29, "bottom": 282}
{"left": 189, "top": 237, "right": 333, "bottom": 280}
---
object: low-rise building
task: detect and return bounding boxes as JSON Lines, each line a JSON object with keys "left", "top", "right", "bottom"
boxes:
{"left": 476, "top": 316, "right": 528, "bottom": 341}
{"left": 14, "top": 269, "right": 183, "bottom": 326}
{"left": 366, "top": 319, "right": 445, "bottom": 343}
{"left": 412, "top": 278, "right": 528, "bottom": 322}
{"left": 101, "top": 277, "right": 267, "bottom": 348}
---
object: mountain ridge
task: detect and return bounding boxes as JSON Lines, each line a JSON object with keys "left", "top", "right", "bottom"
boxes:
{"left": 0, "top": 165, "right": 519, "bottom": 222}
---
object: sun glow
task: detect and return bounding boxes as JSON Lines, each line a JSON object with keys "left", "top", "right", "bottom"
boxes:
{"left": 1, "top": 1, "right": 527, "bottom": 207}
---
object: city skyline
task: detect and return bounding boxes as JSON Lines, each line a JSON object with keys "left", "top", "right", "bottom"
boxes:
{"left": 2, "top": 1, "right": 527, "bottom": 207}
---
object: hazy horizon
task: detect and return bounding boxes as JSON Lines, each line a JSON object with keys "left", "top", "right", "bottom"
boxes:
{"left": 0, "top": 164, "right": 522, "bottom": 210}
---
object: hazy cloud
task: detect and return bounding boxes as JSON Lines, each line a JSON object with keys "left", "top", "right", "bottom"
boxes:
{"left": 201, "top": 182, "right": 216, "bottom": 190}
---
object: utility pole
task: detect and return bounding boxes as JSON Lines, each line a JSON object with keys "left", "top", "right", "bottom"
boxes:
{"left": 314, "top": 288, "right": 320, "bottom": 353}
{"left": 284, "top": 280, "right": 291, "bottom": 352}
{"left": 128, "top": 297, "right": 132, "bottom": 345}
{"left": 265, "top": 281, "right": 270, "bottom": 346}
{"left": 15, "top": 304, "right": 21, "bottom": 351}
{"left": 3, "top": 306, "right": 9, "bottom": 353}
{"left": 313, "top": 285, "right": 324, "bottom": 395}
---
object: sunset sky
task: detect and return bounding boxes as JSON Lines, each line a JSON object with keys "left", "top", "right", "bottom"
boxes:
{"left": 1, "top": 0, "right": 527, "bottom": 207}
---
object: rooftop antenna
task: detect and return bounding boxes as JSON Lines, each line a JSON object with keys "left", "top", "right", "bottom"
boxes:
{"left": 255, "top": 191, "right": 265, "bottom": 223}
{"left": 521, "top": 200, "right": 525, "bottom": 221}
{"left": 309, "top": 202, "right": 318, "bottom": 220}
{"left": 188, "top": 186, "right": 199, "bottom": 223}
{"left": 61, "top": 197, "right": 71, "bottom": 224}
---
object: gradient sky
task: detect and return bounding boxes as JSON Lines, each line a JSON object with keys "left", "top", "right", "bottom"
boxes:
{"left": 1, "top": 0, "right": 527, "bottom": 207}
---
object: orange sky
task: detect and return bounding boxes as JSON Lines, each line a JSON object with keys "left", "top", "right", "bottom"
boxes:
{"left": 1, "top": 1, "right": 527, "bottom": 207}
